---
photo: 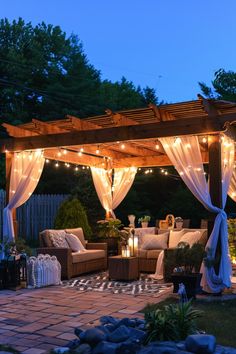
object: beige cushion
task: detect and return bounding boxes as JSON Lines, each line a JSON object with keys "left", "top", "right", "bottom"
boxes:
{"left": 141, "top": 233, "right": 168, "bottom": 250}
{"left": 147, "top": 250, "right": 163, "bottom": 259}
{"left": 138, "top": 249, "right": 148, "bottom": 258}
{"left": 66, "top": 233, "right": 86, "bottom": 252}
{"left": 72, "top": 249, "right": 105, "bottom": 263}
{"left": 168, "top": 229, "right": 185, "bottom": 248}
{"left": 42, "top": 230, "right": 69, "bottom": 248}
{"left": 179, "top": 231, "right": 201, "bottom": 247}
{"left": 65, "top": 228, "right": 86, "bottom": 247}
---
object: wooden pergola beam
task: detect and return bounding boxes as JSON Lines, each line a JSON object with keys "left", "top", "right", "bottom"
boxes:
{"left": 1, "top": 113, "right": 235, "bottom": 153}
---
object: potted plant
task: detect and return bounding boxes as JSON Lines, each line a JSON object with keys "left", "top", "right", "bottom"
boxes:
{"left": 97, "top": 218, "right": 129, "bottom": 256}
{"left": 175, "top": 216, "right": 184, "bottom": 229}
{"left": 138, "top": 215, "right": 151, "bottom": 228}
{"left": 166, "top": 242, "right": 206, "bottom": 299}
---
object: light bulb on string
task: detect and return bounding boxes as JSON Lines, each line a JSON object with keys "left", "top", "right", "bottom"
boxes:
{"left": 75, "top": 166, "right": 79, "bottom": 171}
{"left": 46, "top": 159, "right": 50, "bottom": 163}
{"left": 202, "top": 137, "right": 207, "bottom": 144}
{"left": 96, "top": 146, "right": 100, "bottom": 154}
{"left": 80, "top": 148, "right": 84, "bottom": 152}
{"left": 63, "top": 149, "right": 67, "bottom": 155}
{"left": 55, "top": 162, "right": 59, "bottom": 168}
{"left": 57, "top": 151, "right": 62, "bottom": 157}
{"left": 155, "top": 142, "right": 160, "bottom": 150}
{"left": 120, "top": 143, "right": 125, "bottom": 150}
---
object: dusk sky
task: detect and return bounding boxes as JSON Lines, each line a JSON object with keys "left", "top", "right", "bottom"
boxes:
{"left": 2, "top": 0, "right": 236, "bottom": 103}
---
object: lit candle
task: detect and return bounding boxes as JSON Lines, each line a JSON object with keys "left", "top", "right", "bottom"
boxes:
{"left": 134, "top": 236, "right": 138, "bottom": 256}
{"left": 126, "top": 246, "right": 130, "bottom": 257}
{"left": 128, "top": 237, "right": 133, "bottom": 256}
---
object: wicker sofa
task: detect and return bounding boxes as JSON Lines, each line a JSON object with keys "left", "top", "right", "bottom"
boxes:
{"left": 137, "top": 228, "right": 207, "bottom": 280}
{"left": 37, "top": 228, "right": 107, "bottom": 279}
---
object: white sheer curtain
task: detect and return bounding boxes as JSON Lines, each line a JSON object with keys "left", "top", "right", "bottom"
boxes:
{"left": 3, "top": 150, "right": 45, "bottom": 241}
{"left": 112, "top": 167, "right": 137, "bottom": 210}
{"left": 90, "top": 167, "right": 113, "bottom": 215}
{"left": 91, "top": 167, "right": 137, "bottom": 217}
{"left": 228, "top": 169, "right": 236, "bottom": 202}
{"left": 159, "top": 134, "right": 234, "bottom": 293}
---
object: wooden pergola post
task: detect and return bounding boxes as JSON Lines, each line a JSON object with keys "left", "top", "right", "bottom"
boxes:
{"left": 208, "top": 134, "right": 222, "bottom": 273}
{"left": 5, "top": 152, "right": 18, "bottom": 238}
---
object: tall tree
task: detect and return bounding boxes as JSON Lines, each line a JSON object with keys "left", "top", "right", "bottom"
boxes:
{"left": 199, "top": 68, "right": 236, "bottom": 101}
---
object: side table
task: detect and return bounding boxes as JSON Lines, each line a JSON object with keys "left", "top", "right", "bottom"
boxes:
{"left": 108, "top": 256, "right": 139, "bottom": 281}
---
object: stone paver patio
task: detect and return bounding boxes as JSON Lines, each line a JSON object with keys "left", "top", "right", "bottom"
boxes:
{"left": 0, "top": 285, "right": 172, "bottom": 353}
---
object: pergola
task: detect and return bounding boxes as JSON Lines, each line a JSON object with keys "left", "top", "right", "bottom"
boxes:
{"left": 1, "top": 95, "right": 236, "bottom": 293}
{"left": 1, "top": 95, "right": 236, "bottom": 201}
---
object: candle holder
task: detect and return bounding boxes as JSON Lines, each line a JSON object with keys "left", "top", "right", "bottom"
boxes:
{"left": 121, "top": 245, "right": 130, "bottom": 257}
{"left": 128, "top": 228, "right": 138, "bottom": 257}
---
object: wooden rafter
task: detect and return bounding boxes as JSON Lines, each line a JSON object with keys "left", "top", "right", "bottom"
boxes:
{"left": 2, "top": 123, "right": 38, "bottom": 137}
{"left": 113, "top": 151, "right": 209, "bottom": 168}
{"left": 106, "top": 110, "right": 139, "bottom": 126}
{"left": 68, "top": 145, "right": 130, "bottom": 160}
{"left": 67, "top": 115, "right": 102, "bottom": 130}
{"left": 107, "top": 142, "right": 158, "bottom": 157}
{"left": 32, "top": 119, "right": 68, "bottom": 135}
{"left": 149, "top": 104, "right": 162, "bottom": 121}
{"left": 198, "top": 94, "right": 219, "bottom": 117}
{"left": 44, "top": 149, "right": 104, "bottom": 167}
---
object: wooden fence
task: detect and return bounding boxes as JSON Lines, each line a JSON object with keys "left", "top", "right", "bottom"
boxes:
{"left": 0, "top": 191, "right": 68, "bottom": 241}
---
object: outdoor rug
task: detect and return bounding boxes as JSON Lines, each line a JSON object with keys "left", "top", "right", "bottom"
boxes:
{"left": 62, "top": 272, "right": 172, "bottom": 296}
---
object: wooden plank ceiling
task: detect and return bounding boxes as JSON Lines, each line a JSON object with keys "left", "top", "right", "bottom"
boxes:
{"left": 2, "top": 97, "right": 236, "bottom": 168}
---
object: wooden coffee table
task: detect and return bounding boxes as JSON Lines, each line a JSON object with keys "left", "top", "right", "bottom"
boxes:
{"left": 108, "top": 256, "right": 139, "bottom": 281}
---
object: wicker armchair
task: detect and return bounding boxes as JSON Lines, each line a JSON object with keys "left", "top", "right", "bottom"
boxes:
{"left": 37, "top": 228, "right": 107, "bottom": 280}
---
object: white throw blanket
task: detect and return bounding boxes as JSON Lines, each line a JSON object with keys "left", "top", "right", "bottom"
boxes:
{"left": 149, "top": 250, "right": 165, "bottom": 280}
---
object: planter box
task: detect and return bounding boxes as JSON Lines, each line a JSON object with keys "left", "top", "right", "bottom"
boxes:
{"left": 171, "top": 273, "right": 202, "bottom": 299}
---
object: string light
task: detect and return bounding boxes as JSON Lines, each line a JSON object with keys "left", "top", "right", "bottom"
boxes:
{"left": 75, "top": 166, "right": 79, "bottom": 171}
{"left": 202, "top": 137, "right": 207, "bottom": 143}
{"left": 78, "top": 151, "right": 83, "bottom": 157}
{"left": 155, "top": 143, "right": 160, "bottom": 150}
{"left": 63, "top": 149, "right": 67, "bottom": 155}
{"left": 80, "top": 148, "right": 84, "bottom": 152}
{"left": 120, "top": 143, "right": 125, "bottom": 149}
{"left": 55, "top": 162, "right": 59, "bottom": 168}
{"left": 82, "top": 166, "right": 85, "bottom": 169}
{"left": 46, "top": 159, "right": 50, "bottom": 163}
{"left": 96, "top": 146, "right": 100, "bottom": 154}
{"left": 57, "top": 151, "right": 62, "bottom": 157}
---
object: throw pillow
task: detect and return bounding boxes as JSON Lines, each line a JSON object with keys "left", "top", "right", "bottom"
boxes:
{"left": 179, "top": 231, "right": 201, "bottom": 247}
{"left": 168, "top": 229, "right": 185, "bottom": 248}
{"left": 66, "top": 233, "right": 86, "bottom": 252}
{"left": 49, "top": 230, "right": 69, "bottom": 248}
{"left": 141, "top": 233, "right": 168, "bottom": 250}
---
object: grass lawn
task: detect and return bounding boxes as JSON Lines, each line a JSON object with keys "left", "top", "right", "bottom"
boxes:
{"left": 142, "top": 297, "right": 236, "bottom": 348}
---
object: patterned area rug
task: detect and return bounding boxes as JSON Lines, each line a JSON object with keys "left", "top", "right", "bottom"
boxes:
{"left": 62, "top": 272, "right": 172, "bottom": 296}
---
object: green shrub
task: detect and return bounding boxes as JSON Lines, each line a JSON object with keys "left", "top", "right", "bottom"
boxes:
{"left": 144, "top": 301, "right": 202, "bottom": 343}
{"left": 54, "top": 198, "right": 92, "bottom": 239}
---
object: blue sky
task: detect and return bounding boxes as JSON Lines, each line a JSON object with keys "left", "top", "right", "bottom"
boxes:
{"left": 1, "top": 0, "right": 236, "bottom": 103}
